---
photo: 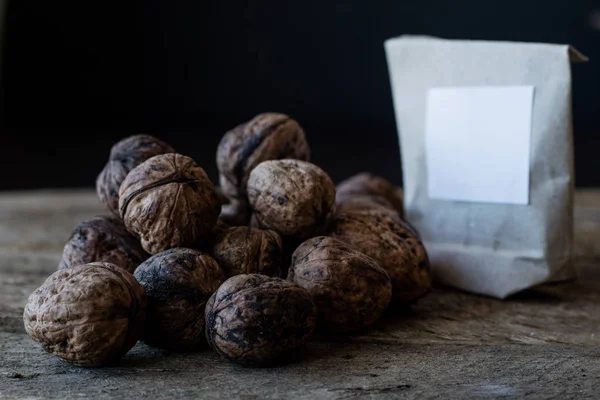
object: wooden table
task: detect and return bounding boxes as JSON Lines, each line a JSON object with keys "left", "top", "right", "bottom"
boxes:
{"left": 1, "top": 190, "right": 599, "bottom": 399}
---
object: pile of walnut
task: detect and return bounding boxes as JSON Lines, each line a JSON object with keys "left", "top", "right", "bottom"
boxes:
{"left": 22, "top": 112, "right": 431, "bottom": 368}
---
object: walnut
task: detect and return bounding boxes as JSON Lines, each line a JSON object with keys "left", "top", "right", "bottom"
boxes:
{"left": 334, "top": 195, "right": 398, "bottom": 218}
{"left": 288, "top": 236, "right": 392, "bottom": 333}
{"left": 212, "top": 227, "right": 283, "bottom": 278}
{"left": 133, "top": 248, "right": 225, "bottom": 351}
{"left": 59, "top": 215, "right": 148, "bottom": 273}
{"left": 205, "top": 274, "right": 317, "bottom": 366}
{"left": 334, "top": 195, "right": 421, "bottom": 239}
{"left": 328, "top": 211, "right": 431, "bottom": 305}
{"left": 216, "top": 113, "right": 310, "bottom": 202}
{"left": 336, "top": 172, "right": 404, "bottom": 216}
{"left": 96, "top": 134, "right": 175, "bottom": 216}
{"left": 247, "top": 159, "right": 335, "bottom": 241}
{"left": 213, "top": 218, "right": 230, "bottom": 237}
{"left": 219, "top": 201, "right": 251, "bottom": 226}
{"left": 249, "top": 213, "right": 297, "bottom": 275}
{"left": 119, "top": 153, "right": 220, "bottom": 254}
{"left": 22, "top": 262, "right": 147, "bottom": 367}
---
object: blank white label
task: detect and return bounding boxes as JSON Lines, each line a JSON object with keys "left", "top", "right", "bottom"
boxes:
{"left": 425, "top": 86, "right": 534, "bottom": 205}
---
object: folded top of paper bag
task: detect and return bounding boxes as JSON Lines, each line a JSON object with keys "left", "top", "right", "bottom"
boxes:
{"left": 385, "top": 35, "right": 588, "bottom": 62}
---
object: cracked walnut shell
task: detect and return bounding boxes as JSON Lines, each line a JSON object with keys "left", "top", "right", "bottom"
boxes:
{"left": 118, "top": 153, "right": 220, "bottom": 255}
{"left": 216, "top": 113, "right": 310, "bottom": 202}
{"left": 134, "top": 248, "right": 225, "bottom": 351}
{"left": 96, "top": 134, "right": 175, "bottom": 216}
{"left": 205, "top": 274, "right": 317, "bottom": 366}
{"left": 247, "top": 159, "right": 335, "bottom": 241}
{"left": 22, "top": 262, "right": 147, "bottom": 367}
{"left": 212, "top": 226, "right": 283, "bottom": 278}
{"left": 288, "top": 236, "right": 392, "bottom": 333}
{"left": 59, "top": 215, "right": 149, "bottom": 273}
{"left": 328, "top": 211, "right": 431, "bottom": 305}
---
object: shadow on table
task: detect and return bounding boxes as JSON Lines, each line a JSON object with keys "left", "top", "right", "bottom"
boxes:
{"left": 325, "top": 280, "right": 600, "bottom": 346}
{"left": 111, "top": 341, "right": 324, "bottom": 371}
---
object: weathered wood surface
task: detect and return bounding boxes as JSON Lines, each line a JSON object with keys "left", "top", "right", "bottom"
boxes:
{"left": 1, "top": 189, "right": 599, "bottom": 399}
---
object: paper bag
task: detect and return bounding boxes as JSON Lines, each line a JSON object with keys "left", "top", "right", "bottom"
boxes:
{"left": 384, "top": 35, "right": 587, "bottom": 298}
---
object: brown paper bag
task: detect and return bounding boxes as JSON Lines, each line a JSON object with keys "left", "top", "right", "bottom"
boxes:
{"left": 384, "top": 35, "right": 587, "bottom": 298}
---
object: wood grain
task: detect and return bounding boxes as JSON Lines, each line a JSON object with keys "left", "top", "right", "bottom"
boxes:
{"left": 1, "top": 189, "right": 599, "bottom": 399}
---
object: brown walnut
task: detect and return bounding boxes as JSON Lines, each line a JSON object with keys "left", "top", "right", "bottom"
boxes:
{"left": 96, "top": 134, "right": 175, "bottom": 216}
{"left": 213, "top": 218, "right": 230, "bottom": 237}
{"left": 205, "top": 274, "right": 317, "bottom": 367}
{"left": 59, "top": 215, "right": 148, "bottom": 273}
{"left": 336, "top": 172, "right": 404, "bottom": 216}
{"left": 334, "top": 195, "right": 421, "bottom": 239}
{"left": 247, "top": 159, "right": 335, "bottom": 241}
{"left": 248, "top": 214, "right": 298, "bottom": 276}
{"left": 22, "top": 262, "right": 147, "bottom": 367}
{"left": 119, "top": 153, "right": 220, "bottom": 254}
{"left": 334, "top": 195, "right": 398, "bottom": 219}
{"left": 212, "top": 227, "right": 283, "bottom": 278}
{"left": 216, "top": 113, "right": 310, "bottom": 202}
{"left": 289, "top": 236, "right": 392, "bottom": 333}
{"left": 328, "top": 211, "right": 431, "bottom": 305}
{"left": 134, "top": 248, "right": 225, "bottom": 351}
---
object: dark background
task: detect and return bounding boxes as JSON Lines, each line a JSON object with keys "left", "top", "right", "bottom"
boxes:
{"left": 0, "top": 1, "right": 598, "bottom": 190}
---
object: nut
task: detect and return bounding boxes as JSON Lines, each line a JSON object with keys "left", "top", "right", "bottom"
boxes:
{"left": 212, "top": 227, "right": 283, "bottom": 278}
{"left": 217, "top": 113, "right": 310, "bottom": 202}
{"left": 250, "top": 213, "right": 298, "bottom": 275}
{"left": 96, "top": 134, "right": 175, "bottom": 216}
{"left": 23, "top": 262, "right": 147, "bottom": 367}
{"left": 119, "top": 153, "right": 220, "bottom": 254}
{"left": 334, "top": 195, "right": 421, "bottom": 239}
{"left": 334, "top": 195, "right": 398, "bottom": 219}
{"left": 336, "top": 172, "right": 404, "bottom": 216}
{"left": 134, "top": 248, "right": 225, "bottom": 351}
{"left": 59, "top": 215, "right": 148, "bottom": 273}
{"left": 288, "top": 236, "right": 392, "bottom": 333}
{"left": 247, "top": 159, "right": 335, "bottom": 241}
{"left": 213, "top": 218, "right": 230, "bottom": 237}
{"left": 328, "top": 211, "right": 431, "bottom": 305}
{"left": 205, "top": 274, "right": 317, "bottom": 366}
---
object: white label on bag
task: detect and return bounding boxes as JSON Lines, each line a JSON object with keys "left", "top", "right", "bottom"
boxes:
{"left": 425, "top": 86, "right": 534, "bottom": 205}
